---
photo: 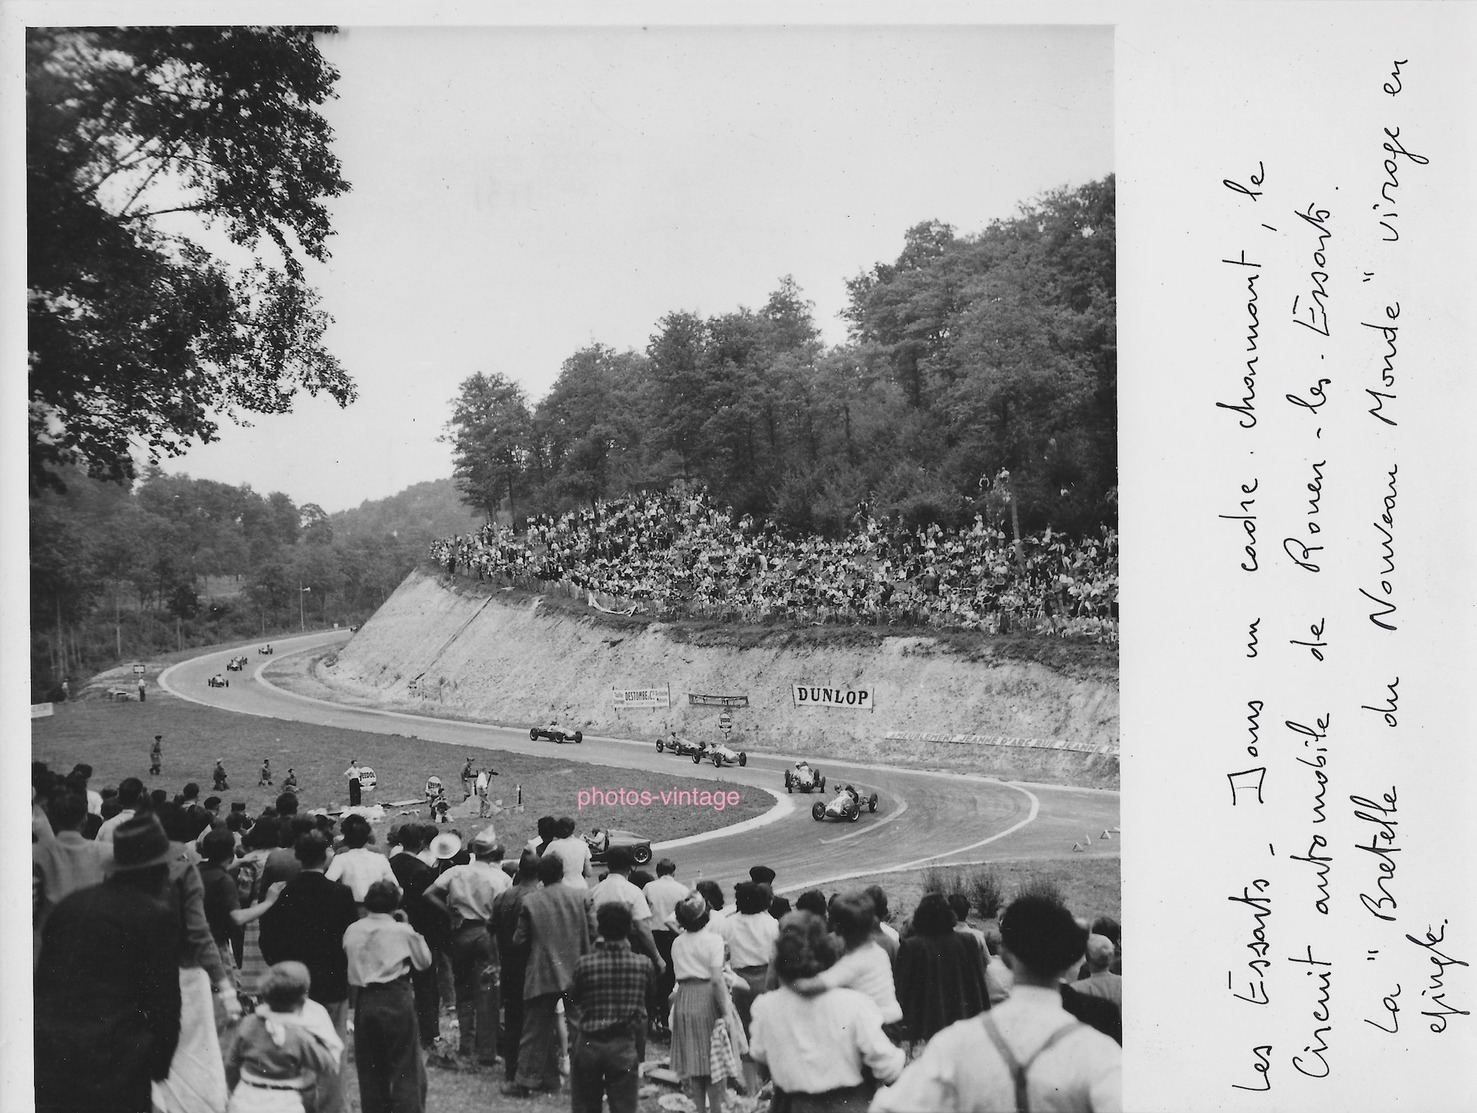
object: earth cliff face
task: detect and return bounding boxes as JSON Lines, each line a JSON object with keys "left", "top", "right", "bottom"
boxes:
{"left": 319, "top": 568, "right": 1119, "bottom": 787}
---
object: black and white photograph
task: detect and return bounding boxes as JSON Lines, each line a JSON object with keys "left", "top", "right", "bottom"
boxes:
{"left": 8, "top": 6, "right": 1472, "bottom": 1113}
{"left": 19, "top": 17, "right": 1119, "bottom": 1113}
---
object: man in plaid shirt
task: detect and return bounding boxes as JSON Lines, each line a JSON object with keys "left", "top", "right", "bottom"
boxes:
{"left": 568, "top": 902, "right": 653, "bottom": 1113}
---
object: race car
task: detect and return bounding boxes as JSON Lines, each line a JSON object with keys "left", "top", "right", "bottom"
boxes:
{"left": 656, "top": 733, "right": 708, "bottom": 760}
{"left": 206, "top": 674, "right": 230, "bottom": 688}
{"left": 784, "top": 761, "right": 826, "bottom": 794}
{"left": 811, "top": 784, "right": 880, "bottom": 822}
{"left": 707, "top": 741, "right": 747, "bottom": 768}
{"left": 226, "top": 655, "right": 247, "bottom": 672}
{"left": 585, "top": 827, "right": 654, "bottom": 867}
{"left": 258, "top": 644, "right": 274, "bottom": 655}
{"left": 531, "top": 722, "right": 583, "bottom": 744}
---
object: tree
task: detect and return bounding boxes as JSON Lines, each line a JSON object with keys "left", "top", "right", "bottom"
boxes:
{"left": 442, "top": 372, "right": 534, "bottom": 524}
{"left": 27, "top": 26, "right": 356, "bottom": 493}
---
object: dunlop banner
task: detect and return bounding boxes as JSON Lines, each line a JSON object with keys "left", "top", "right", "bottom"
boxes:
{"left": 792, "top": 684, "right": 873, "bottom": 711}
{"left": 612, "top": 685, "right": 671, "bottom": 709}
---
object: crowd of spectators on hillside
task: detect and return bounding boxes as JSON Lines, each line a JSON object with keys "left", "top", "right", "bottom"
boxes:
{"left": 34, "top": 754, "right": 1123, "bottom": 1112}
{"left": 428, "top": 485, "right": 1118, "bottom": 642}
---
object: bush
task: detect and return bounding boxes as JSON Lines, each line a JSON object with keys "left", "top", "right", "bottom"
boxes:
{"left": 969, "top": 868, "right": 1006, "bottom": 920}
{"left": 1011, "top": 873, "right": 1066, "bottom": 907}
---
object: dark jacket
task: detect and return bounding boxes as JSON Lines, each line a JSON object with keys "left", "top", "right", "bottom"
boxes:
{"left": 894, "top": 930, "right": 990, "bottom": 1042}
{"left": 514, "top": 884, "right": 597, "bottom": 998}
{"left": 35, "top": 878, "right": 182, "bottom": 1111}
{"left": 259, "top": 870, "right": 358, "bottom": 1004}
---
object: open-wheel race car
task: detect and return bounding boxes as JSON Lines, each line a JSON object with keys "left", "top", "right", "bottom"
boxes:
{"left": 707, "top": 740, "right": 747, "bottom": 768}
{"left": 531, "top": 722, "right": 583, "bottom": 744}
{"left": 585, "top": 827, "right": 653, "bottom": 867}
{"left": 656, "top": 733, "right": 708, "bottom": 761}
{"left": 258, "top": 644, "right": 274, "bottom": 655}
{"left": 784, "top": 761, "right": 826, "bottom": 794}
{"left": 811, "top": 784, "right": 880, "bottom": 822}
{"left": 226, "top": 655, "right": 248, "bottom": 672}
{"left": 206, "top": 673, "right": 230, "bottom": 688}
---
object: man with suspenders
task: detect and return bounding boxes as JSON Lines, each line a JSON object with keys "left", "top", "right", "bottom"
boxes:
{"left": 872, "top": 895, "right": 1121, "bottom": 1112}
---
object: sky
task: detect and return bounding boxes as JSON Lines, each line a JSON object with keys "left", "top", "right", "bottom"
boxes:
{"left": 157, "top": 23, "right": 1113, "bottom": 513}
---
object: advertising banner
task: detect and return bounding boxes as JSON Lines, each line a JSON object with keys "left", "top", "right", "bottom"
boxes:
{"left": 612, "top": 685, "right": 671, "bottom": 709}
{"left": 688, "top": 693, "right": 749, "bottom": 708}
{"left": 792, "top": 684, "right": 873, "bottom": 711}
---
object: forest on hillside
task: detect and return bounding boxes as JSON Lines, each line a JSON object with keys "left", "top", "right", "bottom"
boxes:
{"left": 28, "top": 471, "right": 476, "bottom": 700}
{"left": 445, "top": 176, "right": 1115, "bottom": 541}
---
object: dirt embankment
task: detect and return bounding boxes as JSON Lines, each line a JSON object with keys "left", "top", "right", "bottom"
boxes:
{"left": 313, "top": 569, "right": 1120, "bottom": 787}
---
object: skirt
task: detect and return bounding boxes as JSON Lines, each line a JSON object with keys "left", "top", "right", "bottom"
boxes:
{"left": 152, "top": 966, "right": 228, "bottom": 1113}
{"left": 238, "top": 919, "right": 269, "bottom": 1000}
{"left": 671, "top": 981, "right": 721, "bottom": 1080}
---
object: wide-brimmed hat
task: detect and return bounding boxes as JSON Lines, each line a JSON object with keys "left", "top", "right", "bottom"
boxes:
{"left": 431, "top": 832, "right": 462, "bottom": 860}
{"left": 111, "top": 814, "right": 172, "bottom": 872}
{"left": 469, "top": 827, "right": 500, "bottom": 858}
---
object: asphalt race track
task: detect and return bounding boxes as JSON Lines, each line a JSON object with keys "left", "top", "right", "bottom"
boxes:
{"left": 162, "top": 631, "right": 1120, "bottom": 894}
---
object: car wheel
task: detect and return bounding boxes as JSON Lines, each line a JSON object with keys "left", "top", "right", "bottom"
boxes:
{"left": 713, "top": 753, "right": 723, "bottom": 768}
{"left": 574, "top": 731, "right": 583, "bottom": 744}
{"left": 738, "top": 752, "right": 747, "bottom": 767}
{"left": 847, "top": 805, "right": 861, "bottom": 822}
{"left": 656, "top": 739, "right": 664, "bottom": 752}
{"left": 784, "top": 772, "right": 791, "bottom": 790}
{"left": 632, "top": 845, "right": 653, "bottom": 866}
{"left": 812, "top": 802, "right": 826, "bottom": 821}
{"left": 529, "top": 728, "right": 540, "bottom": 741}
{"left": 869, "top": 794, "right": 879, "bottom": 813}
{"left": 693, "top": 752, "right": 702, "bottom": 764}
{"left": 819, "top": 777, "right": 826, "bottom": 793}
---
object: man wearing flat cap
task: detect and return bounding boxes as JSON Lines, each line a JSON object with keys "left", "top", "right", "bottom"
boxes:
{"left": 35, "top": 814, "right": 182, "bottom": 1113}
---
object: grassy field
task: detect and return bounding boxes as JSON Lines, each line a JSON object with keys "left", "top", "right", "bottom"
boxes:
{"left": 31, "top": 693, "right": 772, "bottom": 853}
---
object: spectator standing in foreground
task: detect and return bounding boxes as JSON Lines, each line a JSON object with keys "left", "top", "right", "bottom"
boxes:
{"left": 667, "top": 892, "right": 730, "bottom": 1113}
{"left": 343, "top": 881, "right": 434, "bottom": 1113}
{"left": 504, "top": 853, "right": 596, "bottom": 1097}
{"left": 491, "top": 851, "right": 542, "bottom": 1082}
{"left": 423, "top": 829, "right": 510, "bottom": 1069}
{"left": 568, "top": 902, "right": 653, "bottom": 1113}
{"left": 222, "top": 961, "right": 343, "bottom": 1113}
{"left": 32, "top": 792, "right": 113, "bottom": 966}
{"left": 871, "top": 896, "right": 1122, "bottom": 1113}
{"left": 96, "top": 776, "right": 145, "bottom": 843}
{"left": 388, "top": 825, "right": 443, "bottom": 1051}
{"left": 34, "top": 814, "right": 182, "bottom": 1113}
{"left": 544, "top": 815, "right": 594, "bottom": 889}
{"left": 786, "top": 890, "right": 902, "bottom": 1026}
{"left": 324, "top": 814, "right": 399, "bottom": 908}
{"left": 138, "top": 675, "right": 147, "bottom": 702}
{"left": 153, "top": 804, "right": 243, "bottom": 1113}
{"left": 344, "top": 760, "right": 363, "bottom": 807}
{"left": 151, "top": 735, "right": 163, "bottom": 776}
{"left": 642, "top": 858, "right": 689, "bottom": 1035}
{"left": 750, "top": 910, "right": 904, "bottom": 1112}
{"left": 894, "top": 893, "right": 989, "bottom": 1049}
{"left": 1070, "top": 935, "right": 1123, "bottom": 1012}
{"left": 259, "top": 831, "right": 358, "bottom": 1113}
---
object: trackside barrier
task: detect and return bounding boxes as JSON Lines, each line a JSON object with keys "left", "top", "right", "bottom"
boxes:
{"left": 883, "top": 730, "right": 1118, "bottom": 756}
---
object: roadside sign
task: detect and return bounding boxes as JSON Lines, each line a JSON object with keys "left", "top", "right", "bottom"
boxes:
{"left": 718, "top": 711, "right": 733, "bottom": 733}
{"left": 132, "top": 663, "right": 146, "bottom": 674}
{"left": 31, "top": 703, "right": 54, "bottom": 719}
